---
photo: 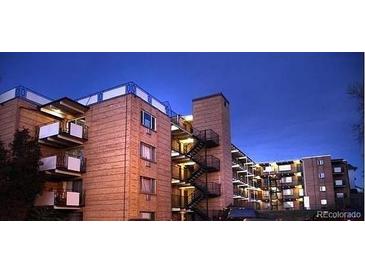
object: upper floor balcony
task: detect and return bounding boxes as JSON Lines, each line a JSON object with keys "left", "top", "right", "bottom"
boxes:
{"left": 38, "top": 121, "right": 88, "bottom": 148}
{"left": 40, "top": 153, "right": 86, "bottom": 179}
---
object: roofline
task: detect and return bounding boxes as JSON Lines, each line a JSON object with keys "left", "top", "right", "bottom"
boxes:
{"left": 39, "top": 96, "right": 90, "bottom": 110}
{"left": 192, "top": 92, "right": 230, "bottom": 104}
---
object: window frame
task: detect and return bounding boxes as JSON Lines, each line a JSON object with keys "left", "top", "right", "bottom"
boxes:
{"left": 317, "top": 160, "right": 324, "bottom": 165}
{"left": 320, "top": 186, "right": 326, "bottom": 192}
{"left": 140, "top": 142, "right": 156, "bottom": 162}
{"left": 141, "top": 110, "right": 156, "bottom": 131}
{"left": 140, "top": 176, "right": 157, "bottom": 195}
{"left": 319, "top": 172, "right": 325, "bottom": 179}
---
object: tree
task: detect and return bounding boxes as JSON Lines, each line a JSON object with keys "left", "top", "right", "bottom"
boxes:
{"left": 347, "top": 82, "right": 364, "bottom": 146}
{"left": 0, "top": 129, "right": 44, "bottom": 220}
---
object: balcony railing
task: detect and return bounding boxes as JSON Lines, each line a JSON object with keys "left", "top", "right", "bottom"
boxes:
{"left": 35, "top": 190, "right": 83, "bottom": 208}
{"left": 37, "top": 121, "right": 88, "bottom": 147}
{"left": 195, "top": 129, "right": 219, "bottom": 147}
{"left": 40, "top": 153, "right": 86, "bottom": 176}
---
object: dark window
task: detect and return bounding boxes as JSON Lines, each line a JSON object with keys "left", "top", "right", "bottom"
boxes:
{"left": 140, "top": 142, "right": 156, "bottom": 162}
{"left": 141, "top": 110, "right": 156, "bottom": 130}
{"left": 140, "top": 176, "right": 156, "bottom": 194}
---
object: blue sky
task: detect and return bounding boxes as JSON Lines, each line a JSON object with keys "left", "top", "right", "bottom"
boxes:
{"left": 0, "top": 52, "right": 363, "bottom": 187}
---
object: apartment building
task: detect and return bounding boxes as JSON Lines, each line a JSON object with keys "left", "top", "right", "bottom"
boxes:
{"left": 0, "top": 83, "right": 355, "bottom": 220}
{"left": 170, "top": 94, "right": 233, "bottom": 220}
{"left": 230, "top": 152, "right": 353, "bottom": 211}
{"left": 0, "top": 83, "right": 235, "bottom": 220}
{"left": 231, "top": 144, "right": 260, "bottom": 209}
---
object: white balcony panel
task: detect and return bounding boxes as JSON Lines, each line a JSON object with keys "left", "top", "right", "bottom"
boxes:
{"left": 70, "top": 123, "right": 83, "bottom": 138}
{"left": 279, "top": 164, "right": 291, "bottom": 171}
{"left": 334, "top": 167, "right": 342, "bottom": 173}
{"left": 151, "top": 98, "right": 166, "bottom": 114}
{"left": 26, "top": 91, "right": 51, "bottom": 105}
{"left": 284, "top": 201, "right": 294, "bottom": 208}
{"left": 283, "top": 189, "right": 293, "bottom": 196}
{"left": 40, "top": 156, "right": 57, "bottom": 171}
{"left": 39, "top": 122, "right": 60, "bottom": 139}
{"left": 34, "top": 191, "right": 54, "bottom": 206}
{"left": 136, "top": 87, "right": 149, "bottom": 102}
{"left": 67, "top": 156, "right": 81, "bottom": 172}
{"left": 102, "top": 86, "right": 126, "bottom": 101}
{"left": 284, "top": 176, "right": 293, "bottom": 183}
{"left": 66, "top": 192, "right": 80, "bottom": 206}
{"left": 78, "top": 94, "right": 98, "bottom": 106}
{"left": 0, "top": 88, "right": 16, "bottom": 103}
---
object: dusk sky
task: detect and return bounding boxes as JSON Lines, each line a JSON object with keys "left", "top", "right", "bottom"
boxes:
{"left": 0, "top": 52, "right": 363, "bottom": 187}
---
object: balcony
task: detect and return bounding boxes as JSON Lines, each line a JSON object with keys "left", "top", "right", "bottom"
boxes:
{"left": 194, "top": 181, "right": 221, "bottom": 197}
{"left": 40, "top": 153, "right": 86, "bottom": 179}
{"left": 38, "top": 121, "right": 88, "bottom": 148}
{"left": 197, "top": 155, "right": 220, "bottom": 172}
{"left": 195, "top": 129, "right": 219, "bottom": 148}
{"left": 34, "top": 190, "right": 83, "bottom": 209}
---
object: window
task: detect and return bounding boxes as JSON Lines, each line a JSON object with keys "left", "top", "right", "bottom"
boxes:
{"left": 140, "top": 177, "right": 156, "bottom": 194}
{"left": 140, "top": 142, "right": 156, "bottom": 161}
{"left": 321, "top": 199, "right": 327, "bottom": 205}
{"left": 336, "top": 193, "right": 344, "bottom": 198}
{"left": 335, "top": 180, "right": 343, "bottom": 186}
{"left": 141, "top": 110, "right": 156, "bottom": 130}
{"left": 319, "top": 173, "right": 325, "bottom": 179}
{"left": 264, "top": 166, "right": 273, "bottom": 172}
{"left": 140, "top": 211, "right": 155, "bottom": 220}
{"left": 317, "top": 160, "right": 324, "bottom": 165}
{"left": 333, "top": 167, "right": 342, "bottom": 173}
{"left": 320, "top": 186, "right": 326, "bottom": 192}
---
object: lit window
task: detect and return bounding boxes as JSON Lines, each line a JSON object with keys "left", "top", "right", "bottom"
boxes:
{"left": 333, "top": 167, "right": 342, "bottom": 173}
{"left": 319, "top": 173, "right": 325, "bottom": 179}
{"left": 321, "top": 199, "right": 327, "bottom": 205}
{"left": 336, "top": 193, "right": 344, "bottom": 198}
{"left": 320, "top": 186, "right": 326, "bottom": 192}
{"left": 335, "top": 180, "right": 343, "bottom": 186}
{"left": 140, "top": 211, "right": 155, "bottom": 220}
{"left": 141, "top": 110, "right": 156, "bottom": 130}
{"left": 140, "top": 142, "right": 156, "bottom": 161}
{"left": 140, "top": 177, "right": 156, "bottom": 194}
{"left": 317, "top": 160, "right": 324, "bottom": 165}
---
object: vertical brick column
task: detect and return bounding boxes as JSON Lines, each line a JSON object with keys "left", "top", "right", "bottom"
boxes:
{"left": 192, "top": 93, "right": 233, "bottom": 210}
